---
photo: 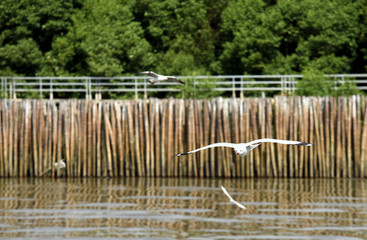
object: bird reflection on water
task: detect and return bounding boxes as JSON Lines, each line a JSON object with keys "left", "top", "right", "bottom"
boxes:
{"left": 0, "top": 177, "right": 366, "bottom": 239}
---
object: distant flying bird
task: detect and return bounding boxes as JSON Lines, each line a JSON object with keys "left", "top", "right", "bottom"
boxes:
{"left": 221, "top": 186, "right": 247, "bottom": 209}
{"left": 140, "top": 71, "right": 184, "bottom": 85}
{"left": 176, "top": 138, "right": 313, "bottom": 157}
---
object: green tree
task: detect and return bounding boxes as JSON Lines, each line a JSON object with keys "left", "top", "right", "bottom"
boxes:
{"left": 219, "top": 0, "right": 363, "bottom": 75}
{"left": 42, "top": 0, "right": 153, "bottom": 76}
{"left": 172, "top": 77, "right": 223, "bottom": 99}
{"left": 353, "top": 0, "right": 367, "bottom": 73}
{"left": 0, "top": 0, "right": 77, "bottom": 76}
{"left": 220, "top": 0, "right": 271, "bottom": 75}
{"left": 133, "top": 0, "right": 217, "bottom": 76}
{"left": 296, "top": 68, "right": 363, "bottom": 96}
{"left": 295, "top": 68, "right": 334, "bottom": 96}
{"left": 294, "top": 0, "right": 361, "bottom": 73}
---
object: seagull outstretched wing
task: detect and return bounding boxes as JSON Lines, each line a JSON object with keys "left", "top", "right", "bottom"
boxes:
{"left": 140, "top": 71, "right": 159, "bottom": 78}
{"left": 176, "top": 143, "right": 238, "bottom": 156}
{"left": 167, "top": 76, "right": 185, "bottom": 84}
{"left": 247, "top": 138, "right": 313, "bottom": 146}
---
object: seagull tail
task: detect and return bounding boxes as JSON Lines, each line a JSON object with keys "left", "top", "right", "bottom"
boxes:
{"left": 297, "top": 142, "right": 314, "bottom": 146}
{"left": 176, "top": 152, "right": 189, "bottom": 157}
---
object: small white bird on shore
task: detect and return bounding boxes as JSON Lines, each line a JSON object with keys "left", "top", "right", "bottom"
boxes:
{"left": 39, "top": 159, "right": 66, "bottom": 177}
{"left": 176, "top": 138, "right": 313, "bottom": 157}
{"left": 221, "top": 186, "right": 247, "bottom": 209}
{"left": 140, "top": 71, "right": 184, "bottom": 85}
{"left": 54, "top": 159, "right": 66, "bottom": 170}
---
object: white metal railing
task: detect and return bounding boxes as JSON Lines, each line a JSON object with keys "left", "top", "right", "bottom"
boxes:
{"left": 1, "top": 74, "right": 366, "bottom": 99}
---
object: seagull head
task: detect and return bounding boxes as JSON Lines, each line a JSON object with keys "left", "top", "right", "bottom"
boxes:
{"left": 235, "top": 143, "right": 262, "bottom": 157}
{"left": 234, "top": 148, "right": 247, "bottom": 156}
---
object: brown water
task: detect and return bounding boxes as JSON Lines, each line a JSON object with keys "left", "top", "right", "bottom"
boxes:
{"left": 0, "top": 177, "right": 366, "bottom": 239}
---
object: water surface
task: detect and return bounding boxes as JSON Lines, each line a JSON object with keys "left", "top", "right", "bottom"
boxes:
{"left": 0, "top": 178, "right": 366, "bottom": 239}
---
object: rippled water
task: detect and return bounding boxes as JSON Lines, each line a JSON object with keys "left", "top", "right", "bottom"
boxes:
{"left": 0, "top": 177, "right": 366, "bottom": 239}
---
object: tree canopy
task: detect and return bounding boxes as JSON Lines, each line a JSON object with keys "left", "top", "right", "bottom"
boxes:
{"left": 1, "top": 0, "right": 366, "bottom": 78}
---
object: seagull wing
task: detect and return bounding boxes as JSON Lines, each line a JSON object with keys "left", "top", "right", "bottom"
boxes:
{"left": 221, "top": 186, "right": 246, "bottom": 209}
{"left": 176, "top": 143, "right": 238, "bottom": 156}
{"left": 167, "top": 77, "right": 185, "bottom": 84}
{"left": 140, "top": 71, "right": 159, "bottom": 78}
{"left": 248, "top": 138, "right": 313, "bottom": 146}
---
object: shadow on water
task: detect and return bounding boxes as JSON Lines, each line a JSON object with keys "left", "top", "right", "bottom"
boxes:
{"left": 0, "top": 177, "right": 366, "bottom": 239}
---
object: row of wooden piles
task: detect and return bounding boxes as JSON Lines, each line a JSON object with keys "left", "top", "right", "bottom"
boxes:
{"left": 0, "top": 96, "right": 366, "bottom": 178}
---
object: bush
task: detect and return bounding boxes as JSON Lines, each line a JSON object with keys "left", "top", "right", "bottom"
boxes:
{"left": 296, "top": 68, "right": 334, "bottom": 96}
{"left": 173, "top": 77, "right": 223, "bottom": 99}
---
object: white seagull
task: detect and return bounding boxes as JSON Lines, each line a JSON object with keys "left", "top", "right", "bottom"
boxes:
{"left": 176, "top": 138, "right": 313, "bottom": 157}
{"left": 39, "top": 159, "right": 66, "bottom": 177}
{"left": 221, "top": 186, "right": 247, "bottom": 209}
{"left": 54, "top": 159, "right": 66, "bottom": 170}
{"left": 140, "top": 71, "right": 184, "bottom": 85}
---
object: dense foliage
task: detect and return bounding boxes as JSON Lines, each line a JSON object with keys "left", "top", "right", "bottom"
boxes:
{"left": 1, "top": 0, "right": 366, "bottom": 97}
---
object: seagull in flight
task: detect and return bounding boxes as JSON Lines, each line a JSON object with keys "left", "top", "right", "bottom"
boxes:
{"left": 221, "top": 186, "right": 247, "bottom": 209}
{"left": 140, "top": 71, "right": 184, "bottom": 85}
{"left": 176, "top": 138, "right": 313, "bottom": 157}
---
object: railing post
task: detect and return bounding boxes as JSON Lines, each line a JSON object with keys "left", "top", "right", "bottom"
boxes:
{"left": 193, "top": 77, "right": 197, "bottom": 98}
{"left": 1, "top": 77, "right": 7, "bottom": 98}
{"left": 135, "top": 78, "right": 138, "bottom": 100}
{"left": 232, "top": 77, "right": 235, "bottom": 98}
{"left": 95, "top": 78, "right": 101, "bottom": 100}
{"left": 294, "top": 76, "right": 297, "bottom": 93}
{"left": 39, "top": 78, "right": 43, "bottom": 99}
{"left": 5, "top": 78, "right": 8, "bottom": 98}
{"left": 85, "top": 77, "right": 88, "bottom": 100}
{"left": 144, "top": 79, "right": 147, "bottom": 99}
{"left": 12, "top": 78, "right": 16, "bottom": 99}
{"left": 50, "top": 78, "right": 53, "bottom": 100}
{"left": 334, "top": 77, "right": 337, "bottom": 92}
{"left": 88, "top": 77, "right": 92, "bottom": 100}
{"left": 86, "top": 77, "right": 89, "bottom": 100}
{"left": 286, "top": 76, "right": 291, "bottom": 95}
